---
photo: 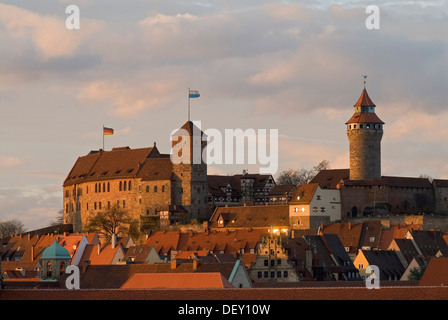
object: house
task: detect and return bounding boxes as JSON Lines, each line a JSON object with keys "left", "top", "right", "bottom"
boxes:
{"left": 353, "top": 249, "right": 405, "bottom": 281}
{"left": 209, "top": 205, "right": 290, "bottom": 234}
{"left": 387, "top": 238, "right": 422, "bottom": 268}
{"left": 79, "top": 242, "right": 125, "bottom": 266}
{"left": 80, "top": 258, "right": 252, "bottom": 288}
{"left": 378, "top": 222, "right": 423, "bottom": 250}
{"left": 144, "top": 229, "right": 267, "bottom": 256}
{"left": 207, "top": 171, "right": 276, "bottom": 207}
{"left": 405, "top": 230, "right": 448, "bottom": 257}
{"left": 268, "top": 184, "right": 296, "bottom": 205}
{"left": 122, "top": 245, "right": 164, "bottom": 264}
{"left": 401, "top": 256, "right": 430, "bottom": 281}
{"left": 121, "top": 272, "right": 234, "bottom": 289}
{"left": 419, "top": 257, "right": 448, "bottom": 286}
{"left": 248, "top": 234, "right": 299, "bottom": 284}
{"left": 288, "top": 183, "right": 341, "bottom": 229}
{"left": 303, "top": 234, "right": 360, "bottom": 281}
{"left": 321, "top": 222, "right": 363, "bottom": 257}
{"left": 358, "top": 220, "right": 383, "bottom": 250}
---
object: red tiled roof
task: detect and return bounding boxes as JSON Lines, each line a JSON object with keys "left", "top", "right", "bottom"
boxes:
{"left": 345, "top": 112, "right": 384, "bottom": 125}
{"left": 354, "top": 88, "right": 376, "bottom": 107}
{"left": 419, "top": 257, "right": 448, "bottom": 286}
{"left": 310, "top": 169, "right": 350, "bottom": 189}
{"left": 121, "top": 272, "right": 234, "bottom": 289}
{"left": 289, "top": 183, "right": 319, "bottom": 204}
{"left": 3, "top": 286, "right": 448, "bottom": 300}
{"left": 210, "top": 205, "right": 289, "bottom": 230}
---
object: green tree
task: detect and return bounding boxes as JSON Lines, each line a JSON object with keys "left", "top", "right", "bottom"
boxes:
{"left": 85, "top": 206, "right": 132, "bottom": 243}
{"left": 408, "top": 265, "right": 427, "bottom": 281}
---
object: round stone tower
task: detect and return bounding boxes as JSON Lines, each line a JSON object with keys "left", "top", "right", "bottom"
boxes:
{"left": 346, "top": 86, "right": 384, "bottom": 180}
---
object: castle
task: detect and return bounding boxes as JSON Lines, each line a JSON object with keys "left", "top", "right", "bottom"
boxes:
{"left": 63, "top": 121, "right": 208, "bottom": 232}
{"left": 311, "top": 86, "right": 448, "bottom": 218}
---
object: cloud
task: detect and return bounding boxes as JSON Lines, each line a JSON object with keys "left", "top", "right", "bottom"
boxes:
{"left": 0, "top": 3, "right": 105, "bottom": 60}
{"left": 78, "top": 77, "right": 182, "bottom": 117}
{"left": 0, "top": 156, "right": 23, "bottom": 168}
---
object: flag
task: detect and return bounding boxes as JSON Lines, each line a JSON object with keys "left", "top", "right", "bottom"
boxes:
{"left": 189, "top": 90, "right": 200, "bottom": 98}
{"left": 103, "top": 127, "right": 114, "bottom": 135}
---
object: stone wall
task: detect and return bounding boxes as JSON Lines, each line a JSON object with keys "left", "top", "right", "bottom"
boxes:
{"left": 347, "top": 129, "right": 383, "bottom": 180}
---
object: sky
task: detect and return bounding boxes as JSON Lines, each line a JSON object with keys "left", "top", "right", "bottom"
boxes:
{"left": 0, "top": 0, "right": 447, "bottom": 230}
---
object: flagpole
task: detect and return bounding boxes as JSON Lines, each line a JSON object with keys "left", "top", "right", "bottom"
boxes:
{"left": 188, "top": 87, "right": 190, "bottom": 122}
{"left": 102, "top": 125, "right": 104, "bottom": 150}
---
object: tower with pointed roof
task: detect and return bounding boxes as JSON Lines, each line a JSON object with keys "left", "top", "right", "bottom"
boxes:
{"left": 346, "top": 85, "right": 384, "bottom": 180}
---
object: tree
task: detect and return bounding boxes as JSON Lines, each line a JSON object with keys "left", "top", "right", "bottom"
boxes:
{"left": 0, "top": 219, "right": 26, "bottom": 239}
{"left": 408, "top": 265, "right": 427, "bottom": 281}
{"left": 85, "top": 206, "right": 132, "bottom": 243}
{"left": 49, "top": 209, "right": 65, "bottom": 226}
{"left": 277, "top": 160, "right": 331, "bottom": 186}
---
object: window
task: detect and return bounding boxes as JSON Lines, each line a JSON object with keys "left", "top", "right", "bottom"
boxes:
{"left": 277, "top": 259, "right": 281, "bottom": 265}
{"left": 95, "top": 184, "right": 98, "bottom": 193}
{"left": 94, "top": 202, "right": 97, "bottom": 210}
{"left": 283, "top": 271, "right": 288, "bottom": 278}
{"left": 129, "top": 181, "right": 132, "bottom": 191}
{"left": 86, "top": 203, "right": 89, "bottom": 210}
{"left": 277, "top": 271, "right": 282, "bottom": 278}
{"left": 123, "top": 200, "right": 126, "bottom": 208}
{"left": 107, "top": 201, "right": 111, "bottom": 209}
{"left": 320, "top": 207, "right": 326, "bottom": 212}
{"left": 103, "top": 183, "right": 106, "bottom": 192}
{"left": 99, "top": 202, "right": 102, "bottom": 210}
{"left": 270, "top": 260, "right": 275, "bottom": 267}
{"left": 313, "top": 207, "right": 318, "bottom": 212}
{"left": 369, "top": 237, "right": 375, "bottom": 243}
{"left": 146, "top": 186, "right": 150, "bottom": 193}
{"left": 270, "top": 271, "right": 275, "bottom": 278}
{"left": 119, "top": 181, "right": 122, "bottom": 191}
{"left": 264, "top": 271, "right": 268, "bottom": 278}
{"left": 316, "top": 195, "right": 322, "bottom": 200}
{"left": 162, "top": 185, "right": 165, "bottom": 192}
{"left": 358, "top": 264, "right": 364, "bottom": 269}
{"left": 258, "top": 271, "right": 262, "bottom": 279}
{"left": 123, "top": 181, "right": 127, "bottom": 191}
{"left": 107, "top": 182, "right": 110, "bottom": 192}
{"left": 264, "top": 260, "right": 268, "bottom": 267}
{"left": 154, "top": 186, "right": 158, "bottom": 193}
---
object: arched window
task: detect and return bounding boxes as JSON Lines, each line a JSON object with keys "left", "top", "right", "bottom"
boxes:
{"left": 124, "top": 181, "right": 127, "bottom": 191}
{"left": 154, "top": 186, "right": 158, "bottom": 193}
{"left": 103, "top": 183, "right": 106, "bottom": 192}
{"left": 119, "top": 181, "right": 122, "bottom": 191}
{"left": 129, "top": 181, "right": 132, "bottom": 190}
{"left": 95, "top": 183, "right": 98, "bottom": 193}
{"left": 107, "top": 182, "right": 110, "bottom": 192}
{"left": 47, "top": 261, "right": 52, "bottom": 278}
{"left": 146, "top": 186, "right": 150, "bottom": 193}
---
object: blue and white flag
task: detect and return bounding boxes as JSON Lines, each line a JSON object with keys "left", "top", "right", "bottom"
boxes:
{"left": 189, "top": 90, "right": 200, "bottom": 98}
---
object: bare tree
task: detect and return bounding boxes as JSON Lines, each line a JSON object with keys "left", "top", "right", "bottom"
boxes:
{"left": 84, "top": 206, "right": 132, "bottom": 243}
{"left": 0, "top": 219, "right": 26, "bottom": 239}
{"left": 277, "top": 160, "right": 331, "bottom": 186}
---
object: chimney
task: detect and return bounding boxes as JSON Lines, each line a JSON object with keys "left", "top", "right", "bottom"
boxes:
{"left": 27, "top": 234, "right": 30, "bottom": 241}
{"left": 192, "top": 258, "right": 198, "bottom": 271}
{"left": 112, "top": 234, "right": 117, "bottom": 249}
{"left": 153, "top": 142, "right": 157, "bottom": 148}
{"left": 348, "top": 221, "right": 352, "bottom": 230}
{"left": 171, "top": 259, "right": 178, "bottom": 269}
{"left": 31, "top": 245, "right": 34, "bottom": 262}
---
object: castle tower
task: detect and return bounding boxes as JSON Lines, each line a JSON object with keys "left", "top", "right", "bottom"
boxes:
{"left": 171, "top": 121, "right": 208, "bottom": 220}
{"left": 346, "top": 86, "right": 384, "bottom": 180}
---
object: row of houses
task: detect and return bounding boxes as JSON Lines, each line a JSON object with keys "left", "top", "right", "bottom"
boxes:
{"left": 2, "top": 216, "right": 448, "bottom": 289}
